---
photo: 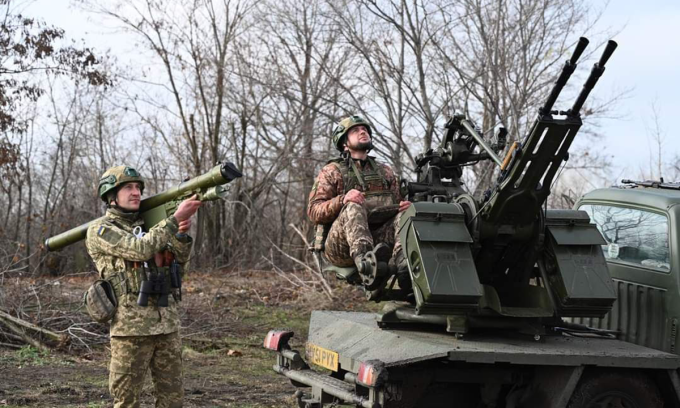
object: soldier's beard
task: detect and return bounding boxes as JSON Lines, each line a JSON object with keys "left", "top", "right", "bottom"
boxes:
{"left": 346, "top": 140, "right": 372, "bottom": 152}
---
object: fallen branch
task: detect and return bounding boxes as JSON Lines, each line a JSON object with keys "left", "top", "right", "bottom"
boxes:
{"left": 0, "top": 318, "right": 49, "bottom": 350}
{"left": 0, "top": 309, "right": 67, "bottom": 347}
{"left": 288, "top": 223, "right": 312, "bottom": 248}
{"left": 263, "top": 254, "right": 303, "bottom": 288}
{"left": 0, "top": 341, "right": 22, "bottom": 349}
{"left": 289, "top": 223, "right": 326, "bottom": 276}
{"left": 267, "top": 239, "right": 334, "bottom": 300}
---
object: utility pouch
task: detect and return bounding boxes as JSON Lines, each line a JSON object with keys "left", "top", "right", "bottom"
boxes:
{"left": 169, "top": 260, "right": 182, "bottom": 302}
{"left": 123, "top": 261, "right": 145, "bottom": 295}
{"left": 84, "top": 279, "right": 118, "bottom": 323}
{"left": 313, "top": 223, "right": 331, "bottom": 252}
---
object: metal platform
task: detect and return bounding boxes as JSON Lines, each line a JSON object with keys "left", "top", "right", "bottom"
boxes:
{"left": 308, "top": 311, "right": 680, "bottom": 372}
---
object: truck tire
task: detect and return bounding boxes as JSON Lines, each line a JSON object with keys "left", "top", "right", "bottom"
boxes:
{"left": 567, "top": 370, "right": 662, "bottom": 408}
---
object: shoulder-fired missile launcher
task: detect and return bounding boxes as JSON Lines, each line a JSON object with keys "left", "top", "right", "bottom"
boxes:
{"left": 44, "top": 162, "right": 242, "bottom": 252}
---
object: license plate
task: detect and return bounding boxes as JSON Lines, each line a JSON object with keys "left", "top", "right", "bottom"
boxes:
{"left": 306, "top": 342, "right": 339, "bottom": 371}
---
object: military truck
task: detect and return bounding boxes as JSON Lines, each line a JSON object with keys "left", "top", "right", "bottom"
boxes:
{"left": 574, "top": 180, "right": 680, "bottom": 355}
{"left": 264, "top": 39, "right": 680, "bottom": 407}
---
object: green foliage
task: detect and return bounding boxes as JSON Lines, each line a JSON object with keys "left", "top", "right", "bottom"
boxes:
{"left": 239, "top": 304, "right": 310, "bottom": 339}
{"left": 16, "top": 345, "right": 49, "bottom": 366}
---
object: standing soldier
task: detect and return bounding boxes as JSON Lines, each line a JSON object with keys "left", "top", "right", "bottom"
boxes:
{"left": 86, "top": 165, "right": 201, "bottom": 408}
{"left": 308, "top": 115, "right": 411, "bottom": 290}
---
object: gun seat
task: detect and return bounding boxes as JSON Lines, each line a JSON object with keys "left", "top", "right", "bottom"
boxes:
{"left": 323, "top": 264, "right": 358, "bottom": 281}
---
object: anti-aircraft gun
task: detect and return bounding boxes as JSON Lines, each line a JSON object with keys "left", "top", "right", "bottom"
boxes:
{"left": 356, "top": 38, "right": 620, "bottom": 336}
{"left": 265, "top": 39, "right": 680, "bottom": 408}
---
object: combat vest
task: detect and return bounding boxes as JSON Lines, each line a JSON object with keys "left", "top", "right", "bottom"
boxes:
{"left": 313, "top": 156, "right": 398, "bottom": 251}
{"left": 330, "top": 156, "right": 397, "bottom": 212}
{"left": 100, "top": 210, "right": 180, "bottom": 306}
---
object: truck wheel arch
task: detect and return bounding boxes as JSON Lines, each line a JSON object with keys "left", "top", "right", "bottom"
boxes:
{"left": 566, "top": 368, "right": 663, "bottom": 408}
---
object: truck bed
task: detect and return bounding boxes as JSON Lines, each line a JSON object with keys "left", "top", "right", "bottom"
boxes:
{"left": 308, "top": 311, "right": 680, "bottom": 372}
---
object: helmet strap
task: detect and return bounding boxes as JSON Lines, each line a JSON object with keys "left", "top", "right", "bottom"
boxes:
{"left": 105, "top": 190, "right": 117, "bottom": 207}
{"left": 106, "top": 190, "right": 133, "bottom": 213}
{"left": 107, "top": 200, "right": 137, "bottom": 214}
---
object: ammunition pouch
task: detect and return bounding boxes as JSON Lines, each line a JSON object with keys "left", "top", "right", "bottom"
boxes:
{"left": 121, "top": 261, "right": 145, "bottom": 296}
{"left": 84, "top": 279, "right": 118, "bottom": 323}
{"left": 169, "top": 260, "right": 182, "bottom": 302}
{"left": 119, "top": 261, "right": 182, "bottom": 307}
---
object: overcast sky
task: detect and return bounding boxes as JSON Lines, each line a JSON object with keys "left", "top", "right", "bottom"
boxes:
{"left": 594, "top": 0, "right": 680, "bottom": 181}
{"left": 19, "top": 0, "right": 680, "bottom": 183}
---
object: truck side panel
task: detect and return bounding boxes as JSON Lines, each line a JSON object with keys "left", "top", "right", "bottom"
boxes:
{"left": 573, "top": 278, "right": 672, "bottom": 352}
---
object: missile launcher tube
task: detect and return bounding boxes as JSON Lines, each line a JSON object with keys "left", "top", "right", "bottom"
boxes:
{"left": 44, "top": 162, "right": 241, "bottom": 252}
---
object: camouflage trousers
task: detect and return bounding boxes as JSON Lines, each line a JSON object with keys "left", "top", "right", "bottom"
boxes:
{"left": 324, "top": 202, "right": 403, "bottom": 267}
{"left": 109, "top": 331, "right": 183, "bottom": 408}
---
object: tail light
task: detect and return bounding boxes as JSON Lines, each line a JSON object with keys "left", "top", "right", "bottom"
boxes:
{"left": 357, "top": 361, "right": 382, "bottom": 386}
{"left": 264, "top": 330, "right": 294, "bottom": 351}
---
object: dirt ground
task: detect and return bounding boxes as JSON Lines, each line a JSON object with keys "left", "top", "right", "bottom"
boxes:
{"left": 0, "top": 269, "right": 377, "bottom": 407}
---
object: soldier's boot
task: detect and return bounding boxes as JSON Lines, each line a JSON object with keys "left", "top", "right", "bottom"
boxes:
{"left": 354, "top": 243, "right": 391, "bottom": 291}
{"left": 393, "top": 250, "right": 412, "bottom": 291}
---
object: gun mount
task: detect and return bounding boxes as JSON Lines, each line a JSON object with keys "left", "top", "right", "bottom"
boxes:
{"left": 371, "top": 38, "right": 620, "bottom": 334}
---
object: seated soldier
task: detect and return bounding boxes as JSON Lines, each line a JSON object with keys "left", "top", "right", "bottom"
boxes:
{"left": 308, "top": 115, "right": 411, "bottom": 289}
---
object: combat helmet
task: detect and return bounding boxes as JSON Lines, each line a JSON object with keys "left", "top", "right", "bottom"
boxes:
{"left": 331, "top": 115, "right": 373, "bottom": 152}
{"left": 97, "top": 165, "right": 145, "bottom": 203}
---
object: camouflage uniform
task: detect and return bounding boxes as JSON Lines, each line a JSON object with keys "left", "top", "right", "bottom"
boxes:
{"left": 308, "top": 157, "right": 403, "bottom": 267}
{"left": 86, "top": 207, "right": 192, "bottom": 408}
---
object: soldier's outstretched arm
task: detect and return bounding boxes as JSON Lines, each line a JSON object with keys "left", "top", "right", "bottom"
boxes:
{"left": 167, "top": 195, "right": 199, "bottom": 263}
{"left": 86, "top": 217, "right": 181, "bottom": 261}
{"left": 169, "top": 233, "right": 193, "bottom": 263}
{"left": 308, "top": 164, "right": 344, "bottom": 224}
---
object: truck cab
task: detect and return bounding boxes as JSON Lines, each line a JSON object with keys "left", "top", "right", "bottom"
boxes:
{"left": 575, "top": 182, "right": 680, "bottom": 354}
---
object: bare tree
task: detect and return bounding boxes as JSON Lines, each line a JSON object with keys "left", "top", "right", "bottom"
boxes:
{"left": 644, "top": 99, "right": 665, "bottom": 180}
{"left": 82, "top": 0, "right": 259, "bottom": 263}
{"left": 433, "top": 0, "right": 615, "bottom": 196}
{"left": 325, "top": 0, "right": 454, "bottom": 176}
{"left": 245, "top": 0, "right": 350, "bottom": 255}
{"left": 4, "top": 0, "right": 620, "bottom": 276}
{"left": 0, "top": 0, "right": 111, "bottom": 134}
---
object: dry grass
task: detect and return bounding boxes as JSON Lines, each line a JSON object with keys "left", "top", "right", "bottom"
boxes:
{"left": 0, "top": 268, "right": 377, "bottom": 407}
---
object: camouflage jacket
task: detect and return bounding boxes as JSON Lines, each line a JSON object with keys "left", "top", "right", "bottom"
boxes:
{"left": 86, "top": 208, "right": 192, "bottom": 337}
{"left": 308, "top": 157, "right": 402, "bottom": 224}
